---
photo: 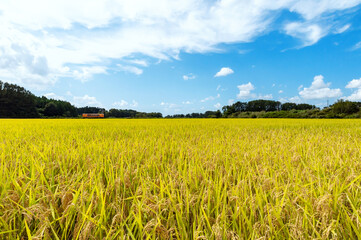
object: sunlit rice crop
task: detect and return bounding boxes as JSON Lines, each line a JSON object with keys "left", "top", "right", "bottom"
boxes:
{"left": 1, "top": 119, "right": 361, "bottom": 239}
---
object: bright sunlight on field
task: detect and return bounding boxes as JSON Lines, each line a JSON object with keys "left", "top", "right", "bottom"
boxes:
{"left": 1, "top": 119, "right": 361, "bottom": 239}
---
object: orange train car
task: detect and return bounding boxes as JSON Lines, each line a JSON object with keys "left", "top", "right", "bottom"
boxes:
{"left": 82, "top": 113, "right": 104, "bottom": 118}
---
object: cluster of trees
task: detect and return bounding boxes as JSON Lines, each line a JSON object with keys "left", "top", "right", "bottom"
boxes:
{"left": 108, "top": 109, "right": 162, "bottom": 118}
{"left": 165, "top": 110, "right": 222, "bottom": 118}
{"left": 220, "top": 99, "right": 361, "bottom": 118}
{"left": 222, "top": 100, "right": 315, "bottom": 117}
{"left": 0, "top": 81, "right": 81, "bottom": 118}
{"left": 331, "top": 100, "right": 361, "bottom": 114}
{"left": 36, "top": 96, "right": 78, "bottom": 117}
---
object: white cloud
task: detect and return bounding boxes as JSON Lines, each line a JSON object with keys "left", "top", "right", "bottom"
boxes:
{"left": 353, "top": 41, "right": 361, "bottom": 50}
{"left": 289, "top": 1, "right": 361, "bottom": 20}
{"left": 343, "top": 89, "right": 361, "bottom": 101}
{"left": 113, "top": 99, "right": 138, "bottom": 108}
{"left": 73, "top": 94, "right": 102, "bottom": 107}
{"left": 116, "top": 64, "right": 143, "bottom": 75}
{"left": 259, "top": 94, "right": 273, "bottom": 100}
{"left": 214, "top": 67, "right": 234, "bottom": 77}
{"left": 182, "top": 101, "right": 192, "bottom": 104}
{"left": 237, "top": 82, "right": 255, "bottom": 99}
{"left": 216, "top": 85, "right": 221, "bottom": 91}
{"left": 236, "top": 82, "right": 274, "bottom": 100}
{"left": 299, "top": 75, "right": 342, "bottom": 99}
{"left": 343, "top": 78, "right": 361, "bottom": 101}
{"left": 345, "top": 78, "right": 361, "bottom": 89}
{"left": 238, "top": 49, "right": 251, "bottom": 54}
{"left": 183, "top": 73, "right": 195, "bottom": 80}
{"left": 0, "top": 0, "right": 360, "bottom": 89}
{"left": 228, "top": 99, "right": 235, "bottom": 105}
{"left": 289, "top": 96, "right": 302, "bottom": 103}
{"left": 200, "top": 97, "right": 213, "bottom": 102}
{"left": 43, "top": 92, "right": 65, "bottom": 100}
{"left": 73, "top": 66, "right": 107, "bottom": 82}
{"left": 200, "top": 93, "right": 220, "bottom": 102}
{"left": 284, "top": 1, "right": 357, "bottom": 47}
{"left": 334, "top": 24, "right": 351, "bottom": 34}
{"left": 130, "top": 101, "right": 139, "bottom": 107}
{"left": 113, "top": 100, "right": 128, "bottom": 107}
{"left": 160, "top": 102, "right": 177, "bottom": 108}
{"left": 278, "top": 90, "right": 283, "bottom": 93}
{"left": 214, "top": 103, "right": 222, "bottom": 109}
{"left": 284, "top": 22, "right": 326, "bottom": 46}
{"left": 126, "top": 59, "right": 148, "bottom": 67}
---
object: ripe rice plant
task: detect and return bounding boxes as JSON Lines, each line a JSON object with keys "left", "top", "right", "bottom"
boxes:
{"left": 1, "top": 119, "right": 361, "bottom": 239}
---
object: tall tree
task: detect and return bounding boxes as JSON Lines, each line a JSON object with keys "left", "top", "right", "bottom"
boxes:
{"left": 0, "top": 81, "right": 39, "bottom": 118}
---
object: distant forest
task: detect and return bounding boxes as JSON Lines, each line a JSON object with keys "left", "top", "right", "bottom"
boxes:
{"left": 1, "top": 80, "right": 361, "bottom": 118}
{"left": 0, "top": 81, "right": 162, "bottom": 118}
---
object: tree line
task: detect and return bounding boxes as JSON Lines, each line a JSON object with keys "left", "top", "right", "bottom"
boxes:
{"left": 165, "top": 99, "right": 361, "bottom": 119}
{"left": 165, "top": 111, "right": 222, "bottom": 118}
{"left": 0, "top": 81, "right": 162, "bottom": 118}
{"left": 1, "top": 80, "right": 361, "bottom": 118}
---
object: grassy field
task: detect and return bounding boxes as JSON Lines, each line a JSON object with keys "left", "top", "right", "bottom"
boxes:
{"left": 1, "top": 119, "right": 361, "bottom": 239}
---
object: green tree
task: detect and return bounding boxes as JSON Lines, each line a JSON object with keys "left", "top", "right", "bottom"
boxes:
{"left": 332, "top": 100, "right": 359, "bottom": 114}
{"left": 281, "top": 102, "right": 297, "bottom": 111}
{"left": 44, "top": 102, "right": 59, "bottom": 116}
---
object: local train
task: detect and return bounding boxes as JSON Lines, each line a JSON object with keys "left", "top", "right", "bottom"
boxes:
{"left": 82, "top": 113, "right": 104, "bottom": 118}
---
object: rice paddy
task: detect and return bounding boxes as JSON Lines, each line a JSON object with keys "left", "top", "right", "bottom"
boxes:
{"left": 1, "top": 119, "right": 361, "bottom": 239}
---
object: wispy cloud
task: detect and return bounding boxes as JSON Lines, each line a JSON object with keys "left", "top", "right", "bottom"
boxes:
{"left": 201, "top": 94, "right": 220, "bottom": 102}
{"left": 160, "top": 102, "right": 177, "bottom": 109}
{"left": 183, "top": 73, "right": 195, "bottom": 80}
{"left": 284, "top": 22, "right": 327, "bottom": 47}
{"left": 116, "top": 64, "right": 143, "bottom": 75}
{"left": 352, "top": 41, "right": 361, "bottom": 51}
{"left": 73, "top": 66, "right": 107, "bottom": 82}
{"left": 182, "top": 101, "right": 192, "bottom": 105}
{"left": 214, "top": 103, "right": 222, "bottom": 109}
{"left": 113, "top": 100, "right": 139, "bottom": 108}
{"left": 126, "top": 59, "right": 148, "bottom": 67}
{"left": 334, "top": 24, "right": 351, "bottom": 34}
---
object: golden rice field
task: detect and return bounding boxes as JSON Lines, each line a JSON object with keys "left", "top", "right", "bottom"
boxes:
{"left": 1, "top": 119, "right": 361, "bottom": 239}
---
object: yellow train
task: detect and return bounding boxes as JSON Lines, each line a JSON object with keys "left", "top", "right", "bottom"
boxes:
{"left": 82, "top": 113, "right": 104, "bottom": 118}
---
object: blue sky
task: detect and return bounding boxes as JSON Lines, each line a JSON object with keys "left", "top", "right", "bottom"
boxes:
{"left": 1, "top": 0, "right": 361, "bottom": 115}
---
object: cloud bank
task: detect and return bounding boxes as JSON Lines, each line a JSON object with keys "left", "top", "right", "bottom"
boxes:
{"left": 0, "top": 0, "right": 360, "bottom": 88}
